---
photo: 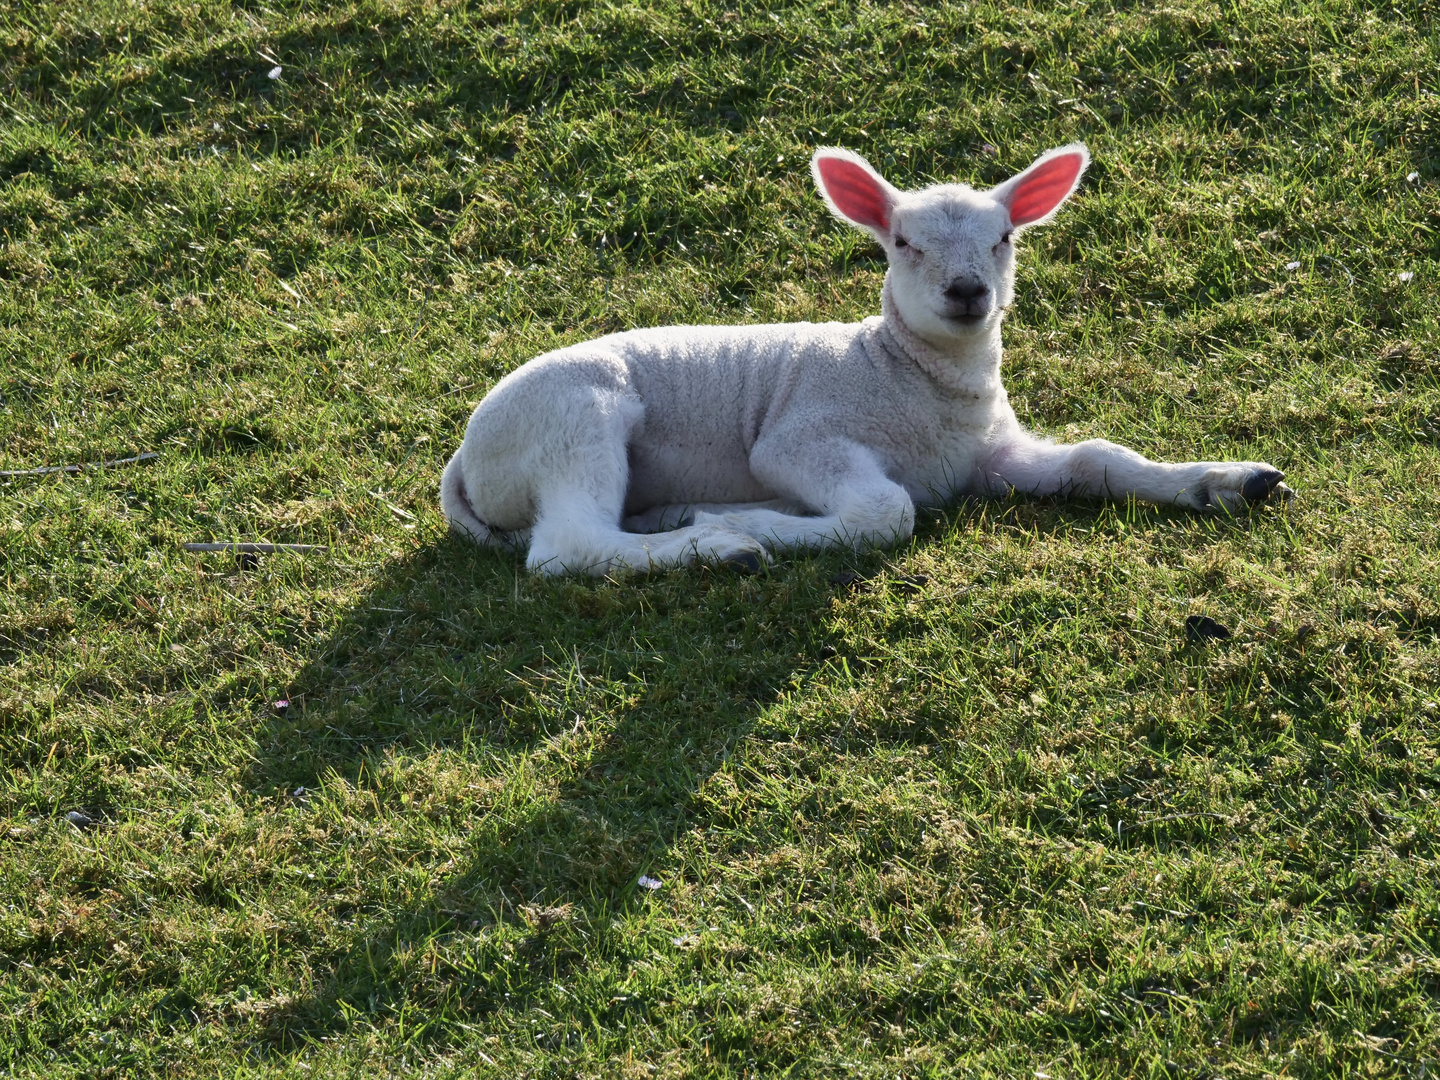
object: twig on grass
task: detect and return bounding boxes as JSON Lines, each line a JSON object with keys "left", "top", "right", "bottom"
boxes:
{"left": 0, "top": 451, "right": 159, "bottom": 477}
{"left": 1117, "top": 811, "right": 1230, "bottom": 841}
{"left": 182, "top": 542, "right": 330, "bottom": 553}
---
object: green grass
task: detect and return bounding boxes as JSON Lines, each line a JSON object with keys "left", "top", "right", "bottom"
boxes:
{"left": 2, "top": 0, "right": 1439, "bottom": 1075}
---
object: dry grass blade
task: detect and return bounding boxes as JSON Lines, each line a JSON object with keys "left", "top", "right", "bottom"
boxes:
{"left": 181, "top": 543, "right": 330, "bottom": 553}
{"left": 0, "top": 451, "right": 159, "bottom": 477}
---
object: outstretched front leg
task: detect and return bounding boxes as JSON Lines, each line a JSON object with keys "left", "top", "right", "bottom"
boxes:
{"left": 980, "top": 432, "right": 1293, "bottom": 511}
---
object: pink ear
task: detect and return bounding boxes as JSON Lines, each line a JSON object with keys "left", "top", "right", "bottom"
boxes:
{"left": 815, "top": 154, "right": 892, "bottom": 231}
{"left": 1004, "top": 150, "right": 1086, "bottom": 226}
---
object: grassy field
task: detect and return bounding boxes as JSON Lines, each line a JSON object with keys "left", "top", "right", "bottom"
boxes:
{"left": 2, "top": 0, "right": 1439, "bottom": 1075}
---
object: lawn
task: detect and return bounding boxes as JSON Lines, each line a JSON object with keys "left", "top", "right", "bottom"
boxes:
{"left": 1, "top": 0, "right": 1438, "bottom": 1075}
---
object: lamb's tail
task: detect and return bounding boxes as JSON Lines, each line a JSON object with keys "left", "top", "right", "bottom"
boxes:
{"left": 439, "top": 452, "right": 493, "bottom": 545}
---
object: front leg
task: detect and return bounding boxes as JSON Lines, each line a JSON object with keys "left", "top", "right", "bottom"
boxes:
{"left": 982, "top": 433, "right": 1293, "bottom": 511}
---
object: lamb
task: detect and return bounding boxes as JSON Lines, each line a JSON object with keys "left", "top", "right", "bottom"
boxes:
{"left": 440, "top": 143, "right": 1291, "bottom": 575}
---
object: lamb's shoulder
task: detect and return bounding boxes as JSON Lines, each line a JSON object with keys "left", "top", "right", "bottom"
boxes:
{"left": 889, "top": 401, "right": 1011, "bottom": 505}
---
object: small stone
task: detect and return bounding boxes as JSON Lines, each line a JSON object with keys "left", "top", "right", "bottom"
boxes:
{"left": 1185, "top": 615, "right": 1231, "bottom": 643}
{"left": 891, "top": 574, "right": 929, "bottom": 595}
{"left": 65, "top": 811, "right": 92, "bottom": 828}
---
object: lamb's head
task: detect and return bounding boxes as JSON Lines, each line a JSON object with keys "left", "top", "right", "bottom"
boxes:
{"left": 812, "top": 144, "right": 1089, "bottom": 349}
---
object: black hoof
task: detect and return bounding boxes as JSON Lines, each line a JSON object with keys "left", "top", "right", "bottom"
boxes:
{"left": 722, "top": 551, "right": 763, "bottom": 575}
{"left": 1241, "top": 468, "right": 1285, "bottom": 502}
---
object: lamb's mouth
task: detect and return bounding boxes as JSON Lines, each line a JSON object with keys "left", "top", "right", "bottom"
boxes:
{"left": 943, "top": 311, "right": 989, "bottom": 329}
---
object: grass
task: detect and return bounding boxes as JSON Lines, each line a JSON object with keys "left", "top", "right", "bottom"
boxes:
{"left": 2, "top": 0, "right": 1438, "bottom": 1075}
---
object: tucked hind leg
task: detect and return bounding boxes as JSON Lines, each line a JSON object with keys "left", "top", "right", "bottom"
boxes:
{"left": 527, "top": 458, "right": 772, "bottom": 576}
{"left": 622, "top": 499, "right": 799, "bottom": 534}
{"left": 514, "top": 379, "right": 767, "bottom": 576}
{"left": 528, "top": 487, "right": 770, "bottom": 576}
{"left": 450, "top": 352, "right": 766, "bottom": 575}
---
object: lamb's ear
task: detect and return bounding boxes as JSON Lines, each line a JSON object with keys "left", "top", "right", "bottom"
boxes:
{"left": 812, "top": 148, "right": 898, "bottom": 239}
{"left": 993, "top": 143, "right": 1090, "bottom": 228}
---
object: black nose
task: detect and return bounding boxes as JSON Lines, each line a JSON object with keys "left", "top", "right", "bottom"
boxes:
{"left": 944, "top": 277, "right": 989, "bottom": 302}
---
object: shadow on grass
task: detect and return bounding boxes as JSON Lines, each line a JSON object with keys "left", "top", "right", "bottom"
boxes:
{"left": 242, "top": 530, "right": 872, "bottom": 1047}
{"left": 237, "top": 499, "right": 1334, "bottom": 1052}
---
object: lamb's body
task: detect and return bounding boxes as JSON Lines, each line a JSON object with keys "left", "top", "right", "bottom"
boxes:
{"left": 442, "top": 144, "right": 1290, "bottom": 575}
{"left": 449, "top": 290, "right": 1003, "bottom": 521}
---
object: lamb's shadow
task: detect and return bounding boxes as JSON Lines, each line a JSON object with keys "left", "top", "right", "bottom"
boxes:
{"left": 243, "top": 498, "right": 1298, "bottom": 1047}
{"left": 247, "top": 534, "right": 859, "bottom": 1044}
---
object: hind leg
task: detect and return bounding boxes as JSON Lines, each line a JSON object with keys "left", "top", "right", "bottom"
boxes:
{"left": 622, "top": 499, "right": 799, "bottom": 534}
{"left": 440, "top": 451, "right": 531, "bottom": 549}
{"left": 529, "top": 488, "right": 770, "bottom": 576}
{"left": 520, "top": 384, "right": 768, "bottom": 576}
{"left": 452, "top": 353, "right": 766, "bottom": 575}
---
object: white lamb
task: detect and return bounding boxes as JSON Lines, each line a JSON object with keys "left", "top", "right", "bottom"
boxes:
{"left": 440, "top": 143, "right": 1291, "bottom": 575}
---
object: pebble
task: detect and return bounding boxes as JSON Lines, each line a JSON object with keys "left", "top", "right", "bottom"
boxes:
{"left": 65, "top": 810, "right": 92, "bottom": 828}
{"left": 1185, "top": 615, "right": 1232, "bottom": 643}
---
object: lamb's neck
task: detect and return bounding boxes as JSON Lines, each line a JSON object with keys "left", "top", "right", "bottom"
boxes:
{"left": 877, "top": 277, "right": 1003, "bottom": 401}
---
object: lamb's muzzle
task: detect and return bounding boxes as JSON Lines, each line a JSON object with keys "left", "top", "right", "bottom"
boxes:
{"left": 941, "top": 276, "right": 991, "bottom": 322}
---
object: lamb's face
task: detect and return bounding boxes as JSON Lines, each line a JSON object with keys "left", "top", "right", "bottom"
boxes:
{"left": 811, "top": 143, "right": 1089, "bottom": 355}
{"left": 883, "top": 187, "right": 1015, "bottom": 344}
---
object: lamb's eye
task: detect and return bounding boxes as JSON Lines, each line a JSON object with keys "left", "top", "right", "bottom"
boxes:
{"left": 894, "top": 235, "right": 909, "bottom": 248}
{"left": 1000, "top": 230, "right": 1014, "bottom": 245}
